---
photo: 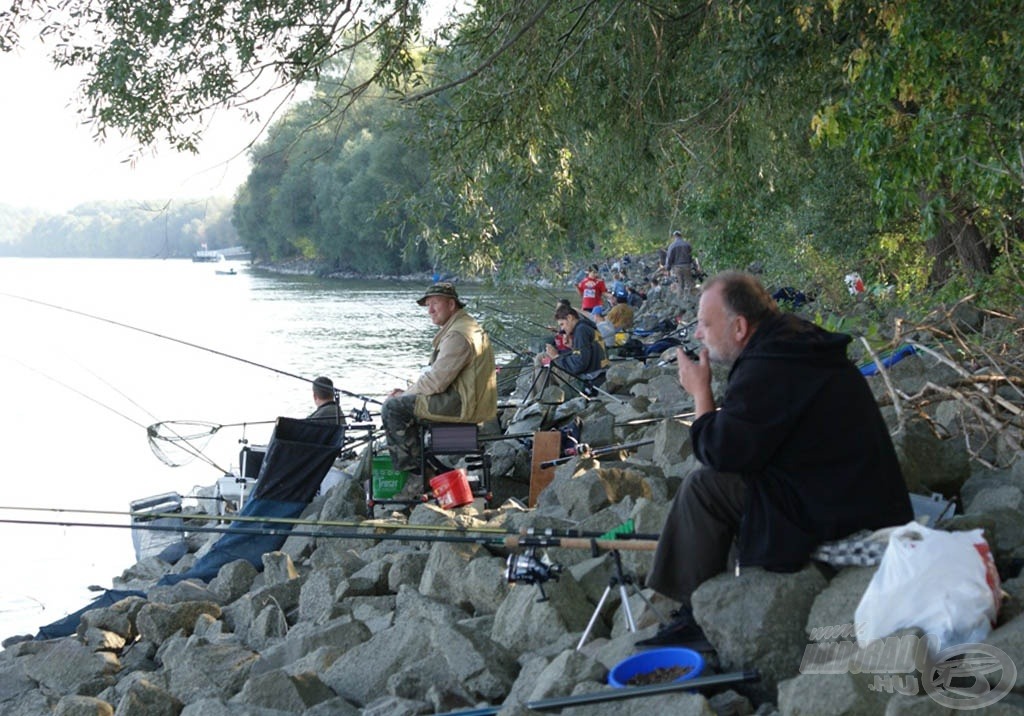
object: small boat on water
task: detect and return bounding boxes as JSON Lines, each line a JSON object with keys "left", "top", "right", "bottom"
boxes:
{"left": 215, "top": 268, "right": 237, "bottom": 275}
{"left": 192, "top": 250, "right": 225, "bottom": 263}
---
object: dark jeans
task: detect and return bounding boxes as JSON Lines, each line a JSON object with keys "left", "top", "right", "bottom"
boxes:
{"left": 647, "top": 467, "right": 747, "bottom": 607}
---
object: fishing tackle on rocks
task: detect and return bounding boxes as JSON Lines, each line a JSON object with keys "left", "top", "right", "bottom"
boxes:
{"left": 539, "top": 438, "right": 655, "bottom": 469}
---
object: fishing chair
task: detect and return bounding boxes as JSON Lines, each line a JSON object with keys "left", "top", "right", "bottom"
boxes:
{"left": 419, "top": 422, "right": 492, "bottom": 502}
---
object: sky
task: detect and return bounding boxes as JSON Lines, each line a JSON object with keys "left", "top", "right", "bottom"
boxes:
{"left": 0, "top": 3, "right": 461, "bottom": 215}
{"left": 0, "top": 45, "right": 277, "bottom": 213}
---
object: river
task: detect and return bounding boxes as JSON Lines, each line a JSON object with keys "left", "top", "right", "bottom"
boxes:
{"left": 0, "top": 258, "right": 570, "bottom": 641}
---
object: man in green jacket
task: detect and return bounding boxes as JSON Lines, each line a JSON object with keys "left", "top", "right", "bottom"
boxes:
{"left": 381, "top": 282, "right": 498, "bottom": 496}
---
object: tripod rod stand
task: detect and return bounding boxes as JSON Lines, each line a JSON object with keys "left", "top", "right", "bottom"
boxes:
{"left": 576, "top": 549, "right": 665, "bottom": 651}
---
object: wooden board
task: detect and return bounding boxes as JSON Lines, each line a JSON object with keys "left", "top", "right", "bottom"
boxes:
{"left": 529, "top": 430, "right": 562, "bottom": 507}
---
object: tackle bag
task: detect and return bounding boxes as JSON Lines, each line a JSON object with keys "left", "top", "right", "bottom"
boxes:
{"left": 854, "top": 522, "right": 1001, "bottom": 655}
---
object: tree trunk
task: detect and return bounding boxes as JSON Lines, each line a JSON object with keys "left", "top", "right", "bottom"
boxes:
{"left": 925, "top": 198, "right": 994, "bottom": 285}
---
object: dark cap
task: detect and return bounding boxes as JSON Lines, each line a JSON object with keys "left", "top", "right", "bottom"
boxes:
{"left": 416, "top": 282, "right": 465, "bottom": 308}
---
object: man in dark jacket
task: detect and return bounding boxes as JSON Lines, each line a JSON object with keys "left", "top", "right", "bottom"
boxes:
{"left": 307, "top": 376, "right": 345, "bottom": 424}
{"left": 640, "top": 271, "right": 912, "bottom": 646}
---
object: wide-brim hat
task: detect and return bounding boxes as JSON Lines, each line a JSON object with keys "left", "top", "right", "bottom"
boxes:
{"left": 416, "top": 282, "right": 465, "bottom": 308}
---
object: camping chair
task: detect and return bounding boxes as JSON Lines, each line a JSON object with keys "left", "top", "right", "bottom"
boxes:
{"left": 420, "top": 422, "right": 492, "bottom": 502}
{"left": 158, "top": 416, "right": 344, "bottom": 585}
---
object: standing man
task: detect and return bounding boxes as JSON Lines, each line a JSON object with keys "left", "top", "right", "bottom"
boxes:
{"left": 577, "top": 264, "right": 608, "bottom": 314}
{"left": 664, "top": 230, "right": 694, "bottom": 295}
{"left": 307, "top": 376, "right": 345, "bottom": 424}
{"left": 639, "top": 271, "right": 911, "bottom": 646}
{"left": 381, "top": 283, "right": 498, "bottom": 496}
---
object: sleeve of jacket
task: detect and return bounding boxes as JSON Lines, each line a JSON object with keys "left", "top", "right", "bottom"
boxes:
{"left": 407, "top": 333, "right": 474, "bottom": 395}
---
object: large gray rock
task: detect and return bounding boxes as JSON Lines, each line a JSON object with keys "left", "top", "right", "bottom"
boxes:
{"left": 19, "top": 638, "right": 119, "bottom": 697}
{"left": 777, "top": 671, "right": 889, "bottom": 716}
{"left": 229, "top": 669, "right": 334, "bottom": 713}
{"left": 248, "top": 617, "right": 371, "bottom": 677}
{"left": 110, "top": 678, "right": 183, "bottom": 716}
{"left": 135, "top": 601, "right": 222, "bottom": 645}
{"left": 651, "top": 415, "right": 693, "bottom": 477}
{"left": 491, "top": 570, "right": 593, "bottom": 654}
{"left": 159, "top": 637, "right": 259, "bottom": 704}
{"left": 207, "top": 560, "right": 258, "bottom": 604}
{"left": 892, "top": 420, "right": 970, "bottom": 495}
{"left": 52, "top": 694, "right": 114, "bottom": 716}
{"left": 692, "top": 565, "right": 828, "bottom": 702}
{"left": 805, "top": 567, "right": 875, "bottom": 639}
{"left": 79, "top": 595, "right": 148, "bottom": 642}
{"left": 260, "top": 552, "right": 298, "bottom": 586}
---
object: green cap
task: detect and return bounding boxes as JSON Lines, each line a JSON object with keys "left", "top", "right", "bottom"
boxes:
{"left": 416, "top": 282, "right": 465, "bottom": 309}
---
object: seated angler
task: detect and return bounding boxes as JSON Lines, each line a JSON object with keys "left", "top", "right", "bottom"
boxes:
{"left": 306, "top": 376, "right": 345, "bottom": 424}
{"left": 543, "top": 303, "right": 610, "bottom": 387}
{"left": 639, "top": 270, "right": 912, "bottom": 646}
{"left": 380, "top": 283, "right": 498, "bottom": 497}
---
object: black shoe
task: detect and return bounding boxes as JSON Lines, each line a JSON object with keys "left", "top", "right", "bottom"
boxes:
{"left": 636, "top": 609, "right": 707, "bottom": 648}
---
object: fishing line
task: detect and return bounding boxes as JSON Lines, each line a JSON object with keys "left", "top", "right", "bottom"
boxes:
{"left": 0, "top": 291, "right": 382, "bottom": 406}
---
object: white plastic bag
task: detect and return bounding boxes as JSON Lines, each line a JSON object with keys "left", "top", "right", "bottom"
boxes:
{"left": 854, "top": 522, "right": 1001, "bottom": 654}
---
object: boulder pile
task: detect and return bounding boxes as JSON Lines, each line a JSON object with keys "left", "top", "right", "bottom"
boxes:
{"left": 2, "top": 293, "right": 1023, "bottom": 716}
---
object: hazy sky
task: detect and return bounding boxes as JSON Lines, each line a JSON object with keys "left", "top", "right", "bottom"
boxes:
{"left": 0, "top": 45, "right": 275, "bottom": 213}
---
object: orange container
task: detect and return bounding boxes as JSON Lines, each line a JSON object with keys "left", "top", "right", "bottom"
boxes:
{"left": 430, "top": 468, "right": 474, "bottom": 509}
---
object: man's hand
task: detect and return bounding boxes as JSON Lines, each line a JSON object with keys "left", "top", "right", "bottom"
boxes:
{"left": 676, "top": 347, "right": 715, "bottom": 417}
{"left": 545, "top": 344, "right": 559, "bottom": 359}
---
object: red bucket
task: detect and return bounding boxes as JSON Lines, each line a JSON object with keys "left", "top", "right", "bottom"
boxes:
{"left": 430, "top": 468, "right": 473, "bottom": 509}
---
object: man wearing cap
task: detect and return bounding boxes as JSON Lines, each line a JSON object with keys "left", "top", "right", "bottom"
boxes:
{"left": 381, "top": 282, "right": 498, "bottom": 495}
{"left": 664, "top": 230, "right": 694, "bottom": 295}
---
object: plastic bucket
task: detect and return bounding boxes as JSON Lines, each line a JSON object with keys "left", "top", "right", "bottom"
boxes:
{"left": 607, "top": 647, "right": 704, "bottom": 688}
{"left": 371, "top": 455, "right": 407, "bottom": 499}
{"left": 430, "top": 468, "right": 473, "bottom": 509}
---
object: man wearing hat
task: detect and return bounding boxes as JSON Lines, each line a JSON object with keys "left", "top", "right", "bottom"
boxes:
{"left": 664, "top": 230, "right": 695, "bottom": 295}
{"left": 380, "top": 282, "right": 498, "bottom": 497}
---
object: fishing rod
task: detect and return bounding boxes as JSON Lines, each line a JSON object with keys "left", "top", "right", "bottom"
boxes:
{"left": 434, "top": 671, "right": 761, "bottom": 715}
{"left": 0, "top": 292, "right": 383, "bottom": 406}
{"left": 0, "top": 515, "right": 659, "bottom": 552}
{"left": 0, "top": 505, "right": 660, "bottom": 541}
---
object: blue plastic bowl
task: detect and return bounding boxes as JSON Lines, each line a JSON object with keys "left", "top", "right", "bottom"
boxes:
{"left": 608, "top": 647, "right": 705, "bottom": 688}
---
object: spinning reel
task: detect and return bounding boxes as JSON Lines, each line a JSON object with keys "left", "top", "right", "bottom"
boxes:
{"left": 505, "top": 546, "right": 563, "bottom": 602}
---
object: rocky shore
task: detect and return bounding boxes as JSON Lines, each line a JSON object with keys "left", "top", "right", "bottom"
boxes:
{"left": 2, "top": 284, "right": 1023, "bottom": 716}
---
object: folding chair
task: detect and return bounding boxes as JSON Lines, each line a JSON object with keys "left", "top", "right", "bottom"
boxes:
{"left": 420, "top": 422, "right": 492, "bottom": 503}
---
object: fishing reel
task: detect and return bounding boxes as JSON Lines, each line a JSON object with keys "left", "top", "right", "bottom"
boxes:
{"left": 349, "top": 399, "right": 374, "bottom": 424}
{"left": 506, "top": 546, "right": 563, "bottom": 602}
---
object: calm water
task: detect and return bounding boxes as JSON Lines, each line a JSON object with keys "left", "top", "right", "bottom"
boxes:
{"left": 0, "top": 258, "right": 569, "bottom": 640}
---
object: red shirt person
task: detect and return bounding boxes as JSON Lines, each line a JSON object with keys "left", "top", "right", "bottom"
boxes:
{"left": 577, "top": 265, "right": 607, "bottom": 314}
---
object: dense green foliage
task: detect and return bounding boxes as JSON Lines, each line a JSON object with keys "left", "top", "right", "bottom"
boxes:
{"left": 0, "top": 199, "right": 237, "bottom": 258}
{"left": 4, "top": 1, "right": 1024, "bottom": 305}
{"left": 233, "top": 58, "right": 432, "bottom": 274}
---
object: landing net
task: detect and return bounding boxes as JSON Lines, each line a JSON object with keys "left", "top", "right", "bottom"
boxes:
{"left": 146, "top": 420, "right": 222, "bottom": 468}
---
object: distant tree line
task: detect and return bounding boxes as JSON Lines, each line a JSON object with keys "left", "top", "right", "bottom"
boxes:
{"left": 0, "top": 199, "right": 237, "bottom": 258}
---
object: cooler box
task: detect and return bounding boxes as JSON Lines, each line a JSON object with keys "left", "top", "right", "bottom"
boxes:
{"left": 371, "top": 455, "right": 408, "bottom": 499}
